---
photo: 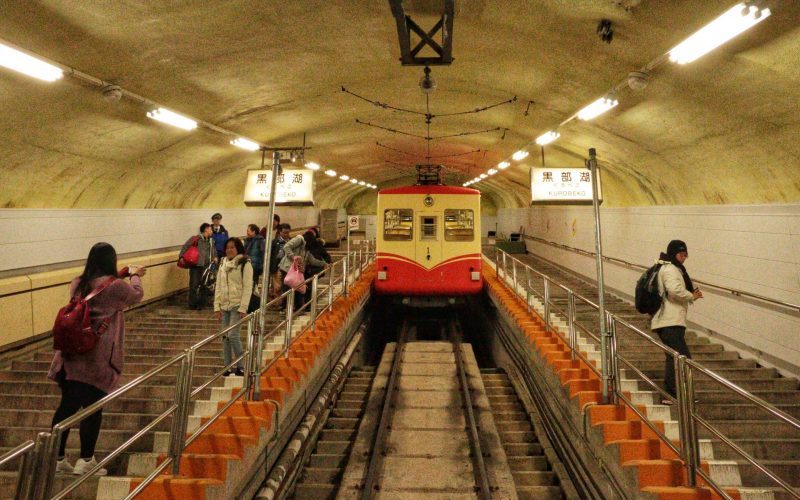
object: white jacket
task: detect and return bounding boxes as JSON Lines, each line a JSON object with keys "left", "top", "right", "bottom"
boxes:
{"left": 650, "top": 261, "right": 695, "bottom": 330}
{"left": 214, "top": 255, "right": 254, "bottom": 313}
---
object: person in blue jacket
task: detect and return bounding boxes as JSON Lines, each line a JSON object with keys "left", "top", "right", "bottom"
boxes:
{"left": 210, "top": 213, "right": 228, "bottom": 259}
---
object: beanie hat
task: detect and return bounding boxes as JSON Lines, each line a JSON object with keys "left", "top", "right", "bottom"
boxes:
{"left": 666, "top": 239, "right": 688, "bottom": 257}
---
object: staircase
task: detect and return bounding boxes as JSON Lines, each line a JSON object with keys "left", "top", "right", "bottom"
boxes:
{"left": 0, "top": 293, "right": 256, "bottom": 499}
{"left": 291, "top": 366, "right": 376, "bottom": 499}
{"left": 496, "top": 250, "right": 800, "bottom": 497}
{"left": 480, "top": 368, "right": 565, "bottom": 500}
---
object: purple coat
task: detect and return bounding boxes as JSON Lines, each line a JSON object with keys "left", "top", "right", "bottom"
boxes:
{"left": 48, "top": 275, "right": 143, "bottom": 393}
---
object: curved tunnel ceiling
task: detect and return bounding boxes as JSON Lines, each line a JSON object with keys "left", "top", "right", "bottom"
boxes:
{"left": 0, "top": 1, "right": 798, "bottom": 211}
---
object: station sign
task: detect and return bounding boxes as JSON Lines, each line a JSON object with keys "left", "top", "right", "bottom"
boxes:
{"left": 243, "top": 169, "right": 315, "bottom": 206}
{"left": 530, "top": 167, "right": 602, "bottom": 205}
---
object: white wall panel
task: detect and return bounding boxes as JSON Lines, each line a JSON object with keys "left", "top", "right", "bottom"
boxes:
{"left": 498, "top": 204, "right": 800, "bottom": 376}
{"left": 0, "top": 207, "right": 319, "bottom": 271}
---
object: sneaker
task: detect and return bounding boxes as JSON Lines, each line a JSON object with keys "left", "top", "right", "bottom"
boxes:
{"left": 234, "top": 367, "right": 245, "bottom": 377}
{"left": 660, "top": 398, "right": 675, "bottom": 405}
{"left": 73, "top": 456, "right": 107, "bottom": 476}
{"left": 56, "top": 457, "right": 73, "bottom": 474}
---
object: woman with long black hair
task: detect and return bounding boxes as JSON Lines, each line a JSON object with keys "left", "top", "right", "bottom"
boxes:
{"left": 48, "top": 243, "right": 145, "bottom": 475}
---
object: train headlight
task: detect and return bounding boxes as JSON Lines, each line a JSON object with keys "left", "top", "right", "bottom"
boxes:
{"left": 378, "top": 271, "right": 388, "bottom": 280}
{"left": 471, "top": 271, "right": 480, "bottom": 281}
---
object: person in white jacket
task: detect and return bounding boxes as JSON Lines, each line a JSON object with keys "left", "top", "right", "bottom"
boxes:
{"left": 214, "top": 237, "right": 254, "bottom": 376}
{"left": 650, "top": 240, "right": 703, "bottom": 403}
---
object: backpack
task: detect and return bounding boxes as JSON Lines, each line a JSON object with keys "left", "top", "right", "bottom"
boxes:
{"left": 53, "top": 277, "right": 116, "bottom": 354}
{"left": 635, "top": 263, "right": 663, "bottom": 315}
{"left": 178, "top": 236, "right": 200, "bottom": 268}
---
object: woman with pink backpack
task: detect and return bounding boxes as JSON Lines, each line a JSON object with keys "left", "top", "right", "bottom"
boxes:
{"left": 278, "top": 229, "right": 327, "bottom": 312}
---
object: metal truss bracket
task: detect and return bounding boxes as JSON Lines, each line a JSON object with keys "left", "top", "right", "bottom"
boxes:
{"left": 388, "top": 0, "right": 454, "bottom": 66}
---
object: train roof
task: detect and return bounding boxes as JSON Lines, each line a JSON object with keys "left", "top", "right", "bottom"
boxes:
{"left": 378, "top": 185, "right": 480, "bottom": 195}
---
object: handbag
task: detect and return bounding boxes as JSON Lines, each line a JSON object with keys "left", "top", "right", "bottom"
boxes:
{"left": 178, "top": 236, "right": 200, "bottom": 268}
{"left": 283, "top": 256, "right": 307, "bottom": 294}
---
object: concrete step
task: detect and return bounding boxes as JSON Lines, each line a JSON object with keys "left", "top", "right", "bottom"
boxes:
{"left": 709, "top": 439, "right": 800, "bottom": 461}
{"left": 314, "top": 440, "right": 352, "bottom": 455}
{"left": 512, "top": 471, "right": 557, "bottom": 486}
{"left": 292, "top": 483, "right": 336, "bottom": 500}
{"left": 307, "top": 454, "right": 349, "bottom": 470}
{"left": 325, "top": 417, "right": 360, "bottom": 430}
{"left": 697, "top": 404, "right": 800, "bottom": 420}
{"left": 515, "top": 486, "right": 565, "bottom": 500}
{"left": 736, "top": 461, "right": 800, "bottom": 487}
{"left": 299, "top": 467, "right": 341, "bottom": 484}
{"left": 508, "top": 456, "right": 550, "bottom": 471}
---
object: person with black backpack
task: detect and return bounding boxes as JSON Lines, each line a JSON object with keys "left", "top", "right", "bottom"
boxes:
{"left": 47, "top": 243, "right": 145, "bottom": 476}
{"left": 649, "top": 240, "right": 703, "bottom": 404}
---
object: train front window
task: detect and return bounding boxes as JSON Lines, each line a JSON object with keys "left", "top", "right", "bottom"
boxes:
{"left": 383, "top": 209, "right": 413, "bottom": 241}
{"left": 420, "top": 216, "right": 437, "bottom": 240}
{"left": 444, "top": 209, "right": 474, "bottom": 241}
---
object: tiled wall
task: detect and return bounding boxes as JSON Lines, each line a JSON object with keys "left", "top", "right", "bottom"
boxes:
{"left": 0, "top": 207, "right": 320, "bottom": 272}
{"left": 498, "top": 204, "right": 800, "bottom": 376}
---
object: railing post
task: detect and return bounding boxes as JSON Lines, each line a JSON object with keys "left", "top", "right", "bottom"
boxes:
{"left": 328, "top": 262, "right": 335, "bottom": 309}
{"left": 676, "top": 355, "right": 698, "bottom": 486}
{"left": 284, "top": 292, "right": 294, "bottom": 358}
{"left": 310, "top": 274, "right": 319, "bottom": 331}
{"left": 543, "top": 277, "right": 551, "bottom": 333}
{"left": 169, "top": 349, "right": 194, "bottom": 475}
{"left": 16, "top": 443, "right": 37, "bottom": 500}
{"left": 243, "top": 315, "right": 254, "bottom": 401}
{"left": 607, "top": 313, "right": 620, "bottom": 403}
{"left": 502, "top": 252, "right": 508, "bottom": 281}
{"left": 251, "top": 312, "right": 264, "bottom": 401}
{"left": 568, "top": 291, "right": 577, "bottom": 361}
{"left": 31, "top": 431, "right": 57, "bottom": 500}
{"left": 343, "top": 255, "right": 349, "bottom": 297}
{"left": 495, "top": 248, "right": 500, "bottom": 278}
{"left": 512, "top": 258, "right": 518, "bottom": 293}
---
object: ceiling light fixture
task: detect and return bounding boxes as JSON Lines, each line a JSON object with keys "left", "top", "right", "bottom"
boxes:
{"left": 497, "top": 161, "right": 510, "bottom": 169}
{"left": 512, "top": 150, "right": 529, "bottom": 161}
{"left": 535, "top": 131, "right": 560, "bottom": 146}
{"left": 577, "top": 96, "right": 618, "bottom": 121}
{"left": 358, "top": 181, "right": 366, "bottom": 186}
{"left": 230, "top": 138, "right": 259, "bottom": 151}
{"left": 146, "top": 108, "right": 197, "bottom": 130}
{"left": 669, "top": 3, "right": 771, "bottom": 65}
{"left": 479, "top": 173, "right": 488, "bottom": 179}
{"left": 324, "top": 169, "right": 337, "bottom": 177}
{"left": 339, "top": 174, "right": 350, "bottom": 181}
{"left": 0, "top": 43, "right": 63, "bottom": 82}
{"left": 350, "top": 178, "right": 358, "bottom": 184}
{"left": 488, "top": 168, "right": 498, "bottom": 175}
{"left": 305, "top": 161, "right": 321, "bottom": 170}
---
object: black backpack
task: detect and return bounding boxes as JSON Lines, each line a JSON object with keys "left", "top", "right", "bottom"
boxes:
{"left": 635, "top": 264, "right": 663, "bottom": 315}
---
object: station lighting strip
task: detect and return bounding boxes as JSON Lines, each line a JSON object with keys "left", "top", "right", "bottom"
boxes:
{"left": 464, "top": 1, "right": 771, "bottom": 187}
{"left": 0, "top": 37, "right": 377, "bottom": 191}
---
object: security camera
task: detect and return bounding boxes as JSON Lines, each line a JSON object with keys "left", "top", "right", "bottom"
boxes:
{"left": 101, "top": 85, "right": 122, "bottom": 102}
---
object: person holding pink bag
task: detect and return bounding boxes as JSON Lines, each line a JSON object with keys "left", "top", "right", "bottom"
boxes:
{"left": 278, "top": 230, "right": 327, "bottom": 312}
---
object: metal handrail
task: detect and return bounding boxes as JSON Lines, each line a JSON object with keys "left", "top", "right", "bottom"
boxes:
{"left": 493, "top": 247, "right": 800, "bottom": 499}
{"left": 25, "top": 248, "right": 375, "bottom": 500}
{"left": 522, "top": 234, "right": 800, "bottom": 313}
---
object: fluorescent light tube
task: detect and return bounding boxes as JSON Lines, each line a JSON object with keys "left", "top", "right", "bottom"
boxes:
{"left": 669, "top": 4, "right": 771, "bottom": 65}
{"left": 339, "top": 174, "right": 350, "bottom": 180}
{"left": 497, "top": 161, "right": 510, "bottom": 169}
{"left": 0, "top": 43, "right": 63, "bottom": 82}
{"left": 512, "top": 150, "right": 529, "bottom": 161}
{"left": 230, "top": 138, "right": 259, "bottom": 151}
{"left": 488, "top": 168, "right": 498, "bottom": 176}
{"left": 146, "top": 108, "right": 197, "bottom": 130}
{"left": 577, "top": 97, "right": 618, "bottom": 121}
{"left": 350, "top": 179, "right": 358, "bottom": 184}
{"left": 479, "top": 173, "right": 488, "bottom": 179}
{"left": 535, "top": 131, "right": 560, "bottom": 146}
{"left": 305, "top": 161, "right": 320, "bottom": 170}
{"left": 358, "top": 181, "right": 366, "bottom": 186}
{"left": 324, "top": 169, "right": 337, "bottom": 177}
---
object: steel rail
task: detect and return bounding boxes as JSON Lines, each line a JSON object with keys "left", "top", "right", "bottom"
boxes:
{"left": 451, "top": 320, "right": 493, "bottom": 499}
{"left": 492, "top": 247, "right": 800, "bottom": 497}
{"left": 0, "top": 441, "right": 34, "bottom": 468}
{"left": 360, "top": 320, "right": 407, "bottom": 500}
{"left": 521, "top": 234, "right": 800, "bottom": 313}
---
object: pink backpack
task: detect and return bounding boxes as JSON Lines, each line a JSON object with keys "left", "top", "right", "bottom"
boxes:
{"left": 283, "top": 256, "right": 306, "bottom": 294}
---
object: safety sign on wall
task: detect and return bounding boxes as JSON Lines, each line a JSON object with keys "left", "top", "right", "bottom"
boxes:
{"left": 243, "top": 169, "right": 315, "bottom": 206}
{"left": 348, "top": 215, "right": 360, "bottom": 230}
